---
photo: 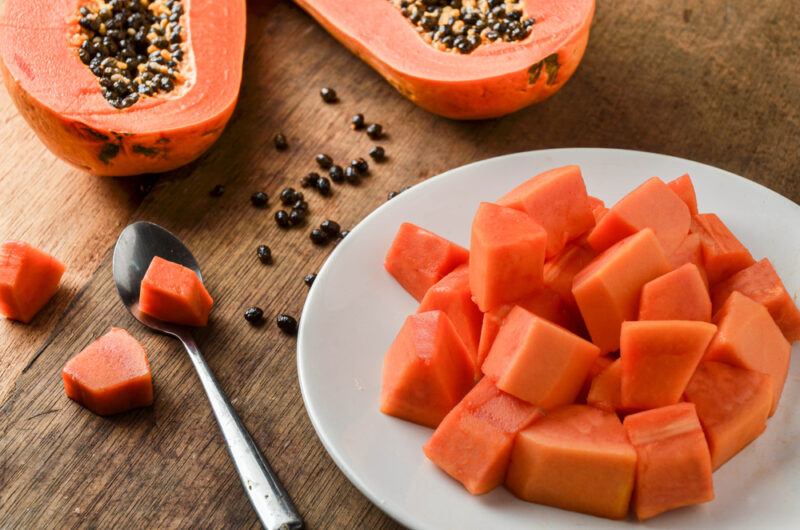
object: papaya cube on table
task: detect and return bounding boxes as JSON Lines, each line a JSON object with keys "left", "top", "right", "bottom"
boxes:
{"left": 667, "top": 173, "right": 699, "bottom": 215}
{"left": 384, "top": 222, "right": 469, "bottom": 301}
{"left": 712, "top": 258, "right": 800, "bottom": 342}
{"left": 506, "top": 405, "right": 637, "bottom": 520}
{"left": 497, "top": 165, "right": 595, "bottom": 258}
{"left": 469, "top": 202, "right": 547, "bottom": 312}
{"left": 423, "top": 377, "right": 543, "bottom": 495}
{"left": 0, "top": 241, "right": 65, "bottom": 323}
{"left": 572, "top": 228, "right": 672, "bottom": 353}
{"left": 691, "top": 213, "right": 755, "bottom": 285}
{"left": 62, "top": 328, "right": 153, "bottom": 416}
{"left": 684, "top": 361, "right": 772, "bottom": 470}
{"left": 639, "top": 263, "right": 712, "bottom": 322}
{"left": 704, "top": 292, "right": 790, "bottom": 416}
{"left": 587, "top": 177, "right": 690, "bottom": 254}
{"left": 620, "top": 320, "right": 717, "bottom": 410}
{"left": 418, "top": 264, "right": 482, "bottom": 373}
{"left": 623, "top": 403, "right": 714, "bottom": 521}
{"left": 482, "top": 306, "right": 600, "bottom": 409}
{"left": 139, "top": 256, "right": 213, "bottom": 327}
{"left": 380, "top": 310, "right": 475, "bottom": 428}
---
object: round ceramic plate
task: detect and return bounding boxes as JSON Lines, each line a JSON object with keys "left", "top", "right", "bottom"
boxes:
{"left": 297, "top": 148, "right": 800, "bottom": 530}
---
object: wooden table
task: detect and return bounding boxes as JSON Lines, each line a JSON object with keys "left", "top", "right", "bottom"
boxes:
{"left": 1, "top": 1, "right": 798, "bottom": 527}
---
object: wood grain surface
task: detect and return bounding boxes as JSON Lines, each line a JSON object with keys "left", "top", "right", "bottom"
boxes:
{"left": 1, "top": 0, "right": 798, "bottom": 528}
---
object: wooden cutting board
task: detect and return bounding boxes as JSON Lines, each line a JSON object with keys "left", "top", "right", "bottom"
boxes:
{"left": 1, "top": 1, "right": 798, "bottom": 527}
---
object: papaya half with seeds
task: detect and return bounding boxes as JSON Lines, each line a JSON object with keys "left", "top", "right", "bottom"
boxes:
{"left": 294, "top": 0, "right": 595, "bottom": 119}
{"left": 0, "top": 0, "right": 246, "bottom": 176}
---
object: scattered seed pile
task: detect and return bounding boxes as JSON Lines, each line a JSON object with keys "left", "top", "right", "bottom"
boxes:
{"left": 391, "top": 0, "right": 534, "bottom": 53}
{"left": 75, "top": 0, "right": 186, "bottom": 109}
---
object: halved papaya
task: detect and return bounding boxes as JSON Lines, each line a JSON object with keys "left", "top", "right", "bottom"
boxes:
{"left": 293, "top": 1, "right": 595, "bottom": 119}
{"left": 0, "top": 0, "right": 246, "bottom": 176}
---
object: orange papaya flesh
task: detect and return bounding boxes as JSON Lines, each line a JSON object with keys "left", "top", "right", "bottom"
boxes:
{"left": 469, "top": 202, "right": 547, "bottom": 312}
{"left": 684, "top": 361, "right": 772, "bottom": 470}
{"left": 573, "top": 228, "right": 672, "bottom": 353}
{"left": 418, "top": 265, "right": 483, "bottom": 377}
{"left": 588, "top": 177, "right": 690, "bottom": 255}
{"left": 62, "top": 328, "right": 153, "bottom": 416}
{"left": 667, "top": 174, "right": 699, "bottom": 215}
{"left": 0, "top": 0, "right": 246, "bottom": 176}
{"left": 623, "top": 403, "right": 714, "bottom": 521}
{"left": 380, "top": 310, "right": 475, "bottom": 428}
{"left": 711, "top": 258, "right": 800, "bottom": 342}
{"left": 639, "top": 263, "right": 711, "bottom": 322}
{"left": 0, "top": 241, "right": 65, "bottom": 323}
{"left": 620, "top": 320, "right": 717, "bottom": 410}
{"left": 587, "top": 358, "right": 623, "bottom": 412}
{"left": 506, "top": 405, "right": 637, "bottom": 520}
{"left": 423, "top": 377, "right": 543, "bottom": 495}
{"left": 691, "top": 213, "right": 755, "bottom": 285}
{"left": 139, "top": 256, "right": 214, "bottom": 327}
{"left": 293, "top": 1, "right": 595, "bottom": 120}
{"left": 704, "top": 292, "right": 790, "bottom": 416}
{"left": 543, "top": 241, "right": 597, "bottom": 308}
{"left": 669, "top": 232, "right": 709, "bottom": 286}
{"left": 385, "top": 222, "right": 469, "bottom": 302}
{"left": 497, "top": 165, "right": 595, "bottom": 258}
{"left": 482, "top": 306, "right": 600, "bottom": 409}
{"left": 577, "top": 354, "right": 615, "bottom": 404}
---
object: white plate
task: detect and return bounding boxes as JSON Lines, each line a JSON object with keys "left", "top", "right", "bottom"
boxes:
{"left": 297, "top": 148, "right": 800, "bottom": 530}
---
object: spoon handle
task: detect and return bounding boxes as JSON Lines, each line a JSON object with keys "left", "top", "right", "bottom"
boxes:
{"left": 182, "top": 335, "right": 303, "bottom": 530}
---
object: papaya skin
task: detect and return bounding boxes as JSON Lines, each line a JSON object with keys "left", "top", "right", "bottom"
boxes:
{"left": 293, "top": 0, "right": 595, "bottom": 119}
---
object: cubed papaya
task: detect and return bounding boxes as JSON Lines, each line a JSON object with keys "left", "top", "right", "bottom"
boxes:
{"left": 506, "top": 405, "right": 637, "bottom": 520}
{"left": 384, "top": 222, "right": 469, "bottom": 301}
{"left": 497, "top": 165, "right": 595, "bottom": 258}
{"left": 587, "top": 359, "right": 623, "bottom": 412}
{"left": 623, "top": 403, "right": 714, "bottom": 520}
{"left": 380, "top": 310, "right": 475, "bottom": 428}
{"left": 668, "top": 232, "right": 708, "bottom": 286}
{"left": 573, "top": 228, "right": 672, "bottom": 353}
{"left": 691, "top": 213, "right": 755, "bottom": 285}
{"left": 578, "top": 354, "right": 615, "bottom": 403}
{"left": 469, "top": 202, "right": 547, "bottom": 312}
{"left": 482, "top": 306, "right": 600, "bottom": 408}
{"left": 0, "top": 241, "right": 66, "bottom": 323}
{"left": 639, "top": 263, "right": 711, "bottom": 322}
{"left": 684, "top": 361, "right": 772, "bottom": 470}
{"left": 587, "top": 177, "right": 690, "bottom": 254}
{"left": 712, "top": 258, "right": 800, "bottom": 342}
{"left": 620, "top": 320, "right": 717, "bottom": 410}
{"left": 667, "top": 173, "right": 699, "bottom": 215}
{"left": 418, "top": 265, "right": 483, "bottom": 374}
{"left": 704, "top": 292, "right": 790, "bottom": 416}
{"left": 543, "top": 242, "right": 597, "bottom": 308}
{"left": 423, "top": 377, "right": 543, "bottom": 495}
{"left": 139, "top": 256, "right": 214, "bottom": 327}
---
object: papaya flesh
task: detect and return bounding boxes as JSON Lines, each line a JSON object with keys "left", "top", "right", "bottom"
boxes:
{"left": 639, "top": 263, "right": 712, "bottom": 322}
{"left": 691, "top": 213, "right": 755, "bottom": 285}
{"left": 667, "top": 174, "right": 699, "bottom": 215}
{"left": 293, "top": 0, "right": 595, "bottom": 119}
{"left": 0, "top": 0, "right": 246, "bottom": 176}
{"left": 0, "top": 241, "right": 65, "bottom": 323}
{"left": 139, "top": 256, "right": 214, "bottom": 327}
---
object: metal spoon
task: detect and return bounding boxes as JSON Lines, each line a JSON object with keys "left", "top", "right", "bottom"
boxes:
{"left": 112, "top": 221, "right": 303, "bottom": 530}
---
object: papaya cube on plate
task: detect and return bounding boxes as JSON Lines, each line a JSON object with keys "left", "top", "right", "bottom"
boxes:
{"left": 704, "top": 292, "right": 790, "bottom": 416}
{"left": 482, "top": 306, "right": 600, "bottom": 408}
{"left": 469, "top": 202, "right": 547, "bottom": 312}
{"left": 587, "top": 177, "right": 690, "bottom": 254}
{"left": 668, "top": 233, "right": 708, "bottom": 283}
{"left": 639, "top": 263, "right": 711, "bottom": 322}
{"left": 573, "top": 228, "right": 672, "bottom": 353}
{"left": 62, "top": 328, "right": 153, "bottom": 416}
{"left": 418, "top": 264, "right": 483, "bottom": 373}
{"left": 578, "top": 354, "right": 615, "bottom": 403}
{"left": 506, "top": 405, "right": 637, "bottom": 520}
{"left": 380, "top": 310, "right": 475, "bottom": 428}
{"left": 587, "top": 195, "right": 609, "bottom": 224}
{"left": 667, "top": 173, "right": 699, "bottom": 215}
{"left": 384, "top": 222, "right": 469, "bottom": 301}
{"left": 139, "top": 256, "right": 213, "bottom": 327}
{"left": 691, "top": 213, "right": 755, "bottom": 285}
{"left": 623, "top": 403, "right": 714, "bottom": 520}
{"left": 684, "top": 361, "right": 772, "bottom": 470}
{"left": 712, "top": 258, "right": 800, "bottom": 342}
{"left": 543, "top": 241, "right": 597, "bottom": 308}
{"left": 497, "top": 165, "right": 595, "bottom": 258}
{"left": 587, "top": 359, "right": 623, "bottom": 413}
{"left": 620, "top": 320, "right": 717, "bottom": 410}
{"left": 0, "top": 241, "right": 65, "bottom": 323}
{"left": 423, "top": 377, "right": 543, "bottom": 495}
